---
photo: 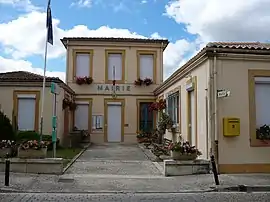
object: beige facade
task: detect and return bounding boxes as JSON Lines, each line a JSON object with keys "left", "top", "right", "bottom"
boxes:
{"left": 154, "top": 42, "right": 270, "bottom": 174}
{"left": 0, "top": 73, "right": 74, "bottom": 144}
{"left": 62, "top": 37, "right": 169, "bottom": 143}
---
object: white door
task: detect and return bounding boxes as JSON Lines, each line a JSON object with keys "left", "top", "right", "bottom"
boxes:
{"left": 74, "top": 104, "right": 89, "bottom": 130}
{"left": 107, "top": 103, "right": 122, "bottom": 142}
{"left": 18, "top": 98, "right": 35, "bottom": 131}
{"left": 190, "top": 91, "right": 196, "bottom": 146}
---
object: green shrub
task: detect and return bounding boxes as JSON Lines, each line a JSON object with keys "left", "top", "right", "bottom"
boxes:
{"left": 0, "top": 110, "right": 15, "bottom": 140}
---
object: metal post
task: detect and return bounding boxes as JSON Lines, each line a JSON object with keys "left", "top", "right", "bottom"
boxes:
{"left": 52, "top": 93, "right": 57, "bottom": 158}
{"left": 211, "top": 155, "right": 220, "bottom": 185}
{"left": 5, "top": 154, "right": 10, "bottom": 186}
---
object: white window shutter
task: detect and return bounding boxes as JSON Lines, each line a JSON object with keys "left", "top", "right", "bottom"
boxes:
{"left": 75, "top": 104, "right": 89, "bottom": 130}
{"left": 18, "top": 98, "right": 35, "bottom": 130}
{"left": 139, "top": 55, "right": 153, "bottom": 79}
{"left": 98, "top": 116, "right": 103, "bottom": 129}
{"left": 92, "top": 115, "right": 96, "bottom": 130}
{"left": 255, "top": 83, "right": 270, "bottom": 127}
{"left": 108, "top": 54, "right": 122, "bottom": 80}
{"left": 76, "top": 54, "right": 90, "bottom": 77}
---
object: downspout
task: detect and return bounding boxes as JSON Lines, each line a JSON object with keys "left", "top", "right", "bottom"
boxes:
{"left": 213, "top": 50, "right": 219, "bottom": 167}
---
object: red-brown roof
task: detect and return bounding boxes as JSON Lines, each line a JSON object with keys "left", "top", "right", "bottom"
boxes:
{"left": 61, "top": 37, "right": 169, "bottom": 50}
{"left": 0, "top": 71, "right": 74, "bottom": 94}
{"left": 154, "top": 41, "right": 270, "bottom": 95}
{"left": 206, "top": 42, "right": 270, "bottom": 50}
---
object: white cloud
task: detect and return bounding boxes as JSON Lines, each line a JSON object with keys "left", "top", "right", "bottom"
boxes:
{"left": 0, "top": 56, "right": 66, "bottom": 82}
{"left": 165, "top": 0, "right": 270, "bottom": 42}
{"left": 70, "top": 0, "right": 92, "bottom": 8}
{"left": 0, "top": 11, "right": 191, "bottom": 81}
{"left": 0, "top": 0, "right": 40, "bottom": 11}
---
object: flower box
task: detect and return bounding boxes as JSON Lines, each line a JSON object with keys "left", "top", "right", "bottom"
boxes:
{"left": 18, "top": 147, "right": 47, "bottom": 159}
{"left": 0, "top": 148, "right": 12, "bottom": 157}
{"left": 170, "top": 151, "right": 197, "bottom": 160}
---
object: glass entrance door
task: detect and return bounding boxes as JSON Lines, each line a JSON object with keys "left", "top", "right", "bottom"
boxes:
{"left": 139, "top": 102, "right": 154, "bottom": 133}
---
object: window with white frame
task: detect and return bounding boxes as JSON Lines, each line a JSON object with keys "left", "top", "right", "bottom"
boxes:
{"left": 255, "top": 77, "right": 270, "bottom": 136}
{"left": 167, "top": 92, "right": 179, "bottom": 125}
{"left": 139, "top": 54, "right": 154, "bottom": 80}
{"left": 107, "top": 53, "right": 122, "bottom": 81}
{"left": 75, "top": 53, "right": 90, "bottom": 77}
{"left": 92, "top": 115, "right": 103, "bottom": 131}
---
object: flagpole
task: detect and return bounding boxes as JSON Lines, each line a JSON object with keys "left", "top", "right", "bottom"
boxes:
{"left": 40, "top": 5, "right": 50, "bottom": 143}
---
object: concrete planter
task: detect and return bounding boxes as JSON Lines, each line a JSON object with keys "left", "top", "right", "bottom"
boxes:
{"left": 0, "top": 158, "right": 64, "bottom": 174}
{"left": 0, "top": 148, "right": 12, "bottom": 157}
{"left": 18, "top": 147, "right": 47, "bottom": 159}
{"left": 170, "top": 151, "right": 197, "bottom": 160}
{"left": 164, "top": 159, "right": 210, "bottom": 176}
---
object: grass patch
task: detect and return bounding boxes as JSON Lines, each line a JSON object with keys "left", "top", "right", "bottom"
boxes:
{"left": 47, "top": 148, "right": 82, "bottom": 167}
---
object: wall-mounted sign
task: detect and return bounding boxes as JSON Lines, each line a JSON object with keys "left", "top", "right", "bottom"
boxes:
{"left": 217, "top": 89, "right": 231, "bottom": 98}
{"left": 97, "top": 85, "right": 131, "bottom": 92}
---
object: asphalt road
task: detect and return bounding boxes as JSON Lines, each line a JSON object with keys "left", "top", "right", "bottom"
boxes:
{"left": 0, "top": 192, "right": 270, "bottom": 202}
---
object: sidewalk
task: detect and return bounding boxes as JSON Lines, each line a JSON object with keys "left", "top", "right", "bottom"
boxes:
{"left": 0, "top": 172, "right": 270, "bottom": 193}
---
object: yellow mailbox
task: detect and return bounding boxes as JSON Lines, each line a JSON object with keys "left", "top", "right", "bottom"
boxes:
{"left": 223, "top": 117, "right": 240, "bottom": 137}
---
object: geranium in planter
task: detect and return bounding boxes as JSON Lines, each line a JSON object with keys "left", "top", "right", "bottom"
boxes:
{"left": 168, "top": 141, "right": 202, "bottom": 160}
{"left": 143, "top": 78, "right": 153, "bottom": 86}
{"left": 80, "top": 130, "right": 91, "bottom": 143}
{"left": 62, "top": 98, "right": 70, "bottom": 110}
{"left": 76, "top": 76, "right": 93, "bottom": 85}
{"left": 136, "top": 131, "right": 151, "bottom": 143}
{"left": 18, "top": 140, "right": 49, "bottom": 159}
{"left": 256, "top": 124, "right": 270, "bottom": 141}
{"left": 0, "top": 140, "right": 16, "bottom": 157}
{"left": 69, "top": 102, "right": 77, "bottom": 111}
{"left": 149, "top": 99, "right": 167, "bottom": 112}
{"left": 134, "top": 78, "right": 143, "bottom": 86}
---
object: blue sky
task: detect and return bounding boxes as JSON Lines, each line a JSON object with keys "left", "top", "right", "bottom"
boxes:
{"left": 0, "top": 0, "right": 269, "bottom": 81}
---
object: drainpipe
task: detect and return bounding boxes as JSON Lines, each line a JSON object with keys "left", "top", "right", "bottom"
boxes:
{"left": 66, "top": 40, "right": 69, "bottom": 84}
{"left": 208, "top": 57, "right": 213, "bottom": 158}
{"left": 213, "top": 50, "right": 219, "bottom": 167}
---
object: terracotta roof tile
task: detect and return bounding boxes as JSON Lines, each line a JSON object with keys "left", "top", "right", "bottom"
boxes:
{"left": 0, "top": 71, "right": 74, "bottom": 94}
{"left": 61, "top": 37, "right": 169, "bottom": 50}
{"left": 206, "top": 42, "right": 270, "bottom": 50}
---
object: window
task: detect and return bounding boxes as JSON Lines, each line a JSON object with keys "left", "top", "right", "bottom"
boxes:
{"left": 255, "top": 77, "right": 270, "bottom": 131}
{"left": 18, "top": 97, "right": 36, "bottom": 131}
{"left": 13, "top": 91, "right": 40, "bottom": 132}
{"left": 137, "top": 51, "right": 156, "bottom": 81}
{"left": 249, "top": 70, "right": 270, "bottom": 146}
{"left": 73, "top": 50, "right": 93, "bottom": 78}
{"left": 167, "top": 92, "right": 180, "bottom": 125}
{"left": 92, "top": 115, "right": 103, "bottom": 131}
{"left": 105, "top": 50, "right": 125, "bottom": 83}
{"left": 74, "top": 104, "right": 89, "bottom": 130}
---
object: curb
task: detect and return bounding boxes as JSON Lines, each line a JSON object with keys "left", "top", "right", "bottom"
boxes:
{"left": 138, "top": 144, "right": 161, "bottom": 162}
{"left": 152, "top": 162, "right": 164, "bottom": 174}
{"left": 62, "top": 143, "right": 91, "bottom": 174}
{"left": 0, "top": 189, "right": 217, "bottom": 194}
{"left": 211, "top": 185, "right": 270, "bottom": 192}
